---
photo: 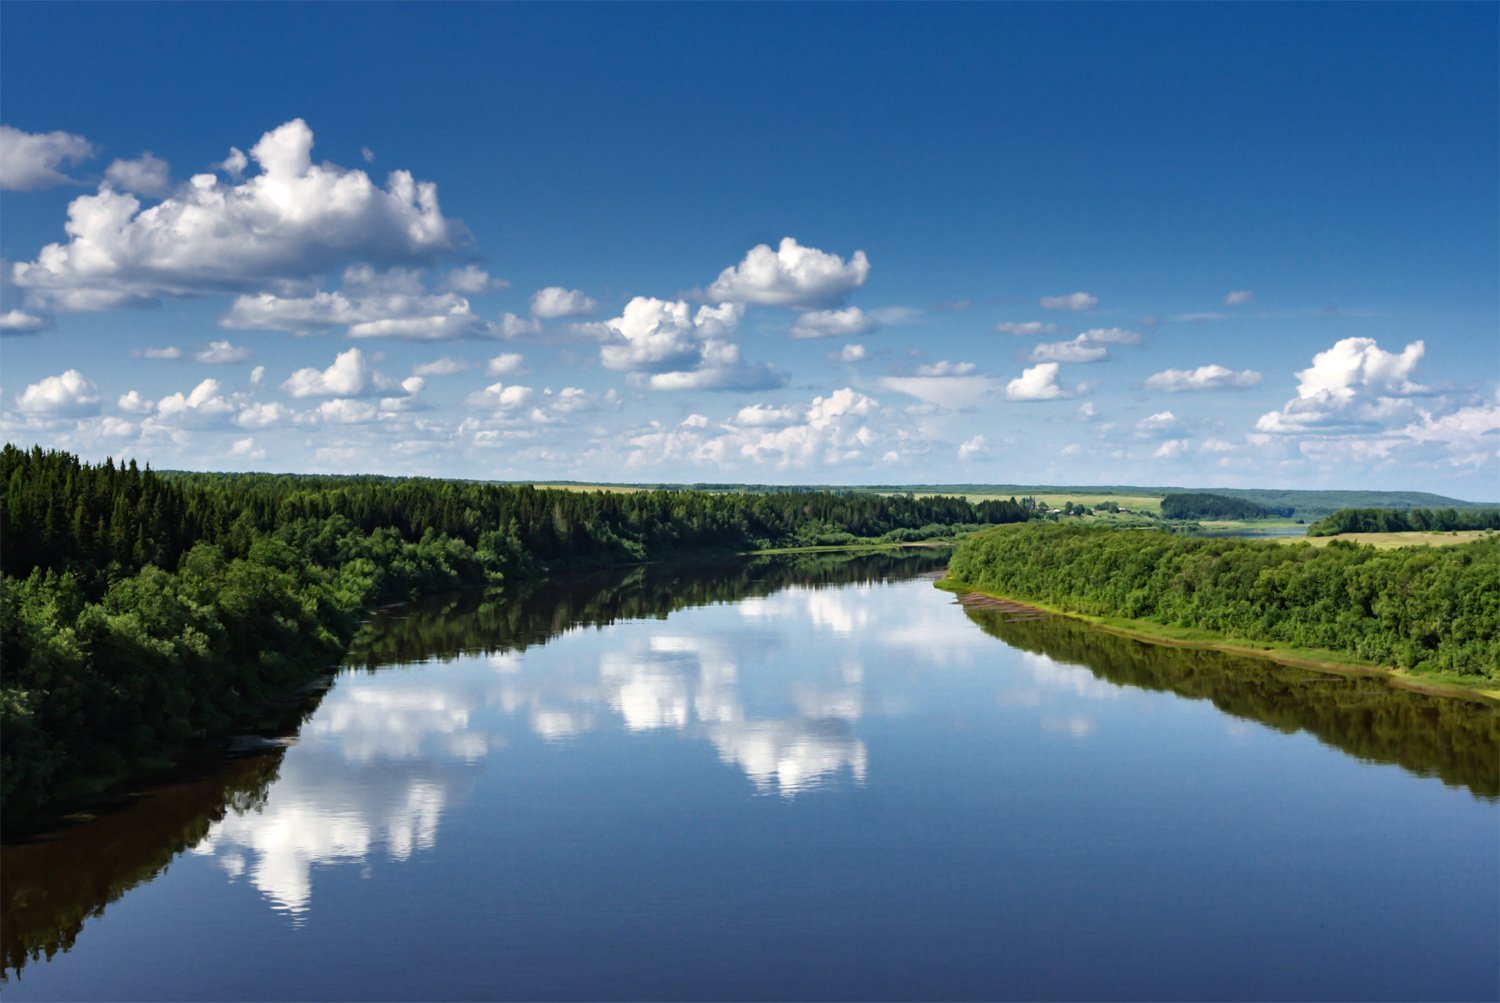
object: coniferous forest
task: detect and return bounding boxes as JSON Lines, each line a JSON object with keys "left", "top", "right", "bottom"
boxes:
{"left": 0, "top": 446, "right": 1030, "bottom": 820}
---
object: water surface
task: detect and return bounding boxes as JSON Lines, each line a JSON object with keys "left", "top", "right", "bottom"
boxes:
{"left": 5, "top": 552, "right": 1496, "bottom": 1000}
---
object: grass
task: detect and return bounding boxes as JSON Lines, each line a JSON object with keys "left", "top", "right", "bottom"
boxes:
{"left": 936, "top": 577, "right": 1500, "bottom": 704}
{"left": 1288, "top": 529, "right": 1497, "bottom": 549}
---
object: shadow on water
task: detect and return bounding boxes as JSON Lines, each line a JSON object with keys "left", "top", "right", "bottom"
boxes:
{"left": 963, "top": 607, "right": 1500, "bottom": 800}
{"left": 0, "top": 549, "right": 947, "bottom": 980}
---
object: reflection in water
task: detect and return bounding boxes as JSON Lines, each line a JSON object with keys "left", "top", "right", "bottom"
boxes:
{"left": 2, "top": 550, "right": 942, "bottom": 979}
{"left": 4, "top": 547, "right": 1495, "bottom": 994}
{"left": 967, "top": 609, "right": 1500, "bottom": 798}
{"left": 1, "top": 753, "right": 286, "bottom": 976}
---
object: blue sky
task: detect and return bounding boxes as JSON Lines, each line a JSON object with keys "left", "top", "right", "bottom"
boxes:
{"left": 2, "top": 3, "right": 1496, "bottom": 497}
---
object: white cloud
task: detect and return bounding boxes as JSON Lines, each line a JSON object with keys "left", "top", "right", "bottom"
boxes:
{"left": 236, "top": 402, "right": 292, "bottom": 429}
{"left": 995, "top": 321, "right": 1059, "bottom": 336}
{"left": 1400, "top": 402, "right": 1500, "bottom": 467}
{"left": 706, "top": 237, "right": 870, "bottom": 308}
{"left": 1153, "top": 438, "right": 1190, "bottom": 459}
{"left": 249, "top": 365, "right": 265, "bottom": 387}
{"left": 545, "top": 386, "right": 619, "bottom": 415}
{"left": 134, "top": 346, "right": 182, "bottom": 360}
{"left": 154, "top": 378, "right": 237, "bottom": 426}
{"left": 1039, "top": 291, "right": 1097, "bottom": 311}
{"left": 13, "top": 119, "right": 463, "bottom": 310}
{"left": 17, "top": 370, "right": 101, "bottom": 415}
{"left": 283, "top": 347, "right": 373, "bottom": 398}
{"left": 229, "top": 436, "right": 266, "bottom": 460}
{"left": 1224, "top": 290, "right": 1255, "bottom": 306}
{"left": 0, "top": 125, "right": 95, "bottom": 190}
{"left": 464, "top": 381, "right": 534, "bottom": 411}
{"left": 1136, "top": 411, "right": 1181, "bottom": 435}
{"left": 117, "top": 390, "right": 155, "bottom": 414}
{"left": 194, "top": 339, "right": 252, "bottom": 364}
{"left": 530, "top": 286, "right": 598, "bottom": 319}
{"left": 879, "top": 373, "right": 997, "bottom": 408}
{"left": 485, "top": 353, "right": 524, "bottom": 375}
{"left": 104, "top": 153, "right": 172, "bottom": 197}
{"left": 600, "top": 297, "right": 779, "bottom": 392}
{"left": 1076, "top": 402, "right": 1097, "bottom": 421}
{"left": 1029, "top": 336, "right": 1108, "bottom": 364}
{"left": 1076, "top": 327, "right": 1139, "bottom": 345}
{"left": 1256, "top": 338, "right": 1427, "bottom": 434}
{"left": 0, "top": 309, "right": 53, "bottom": 334}
{"left": 445, "top": 265, "right": 507, "bottom": 293}
{"left": 412, "top": 356, "right": 473, "bottom": 377}
{"left": 226, "top": 267, "right": 501, "bottom": 341}
{"left": 838, "top": 344, "right": 866, "bottom": 362}
{"left": 914, "top": 360, "right": 976, "bottom": 377}
{"left": 1199, "top": 438, "right": 1236, "bottom": 453}
{"left": 731, "top": 404, "right": 800, "bottom": 427}
{"left": 1144, "top": 364, "right": 1261, "bottom": 392}
{"left": 957, "top": 435, "right": 991, "bottom": 461}
{"left": 215, "top": 147, "right": 248, "bottom": 179}
{"left": 316, "top": 399, "right": 380, "bottom": 424}
{"left": 789, "top": 306, "right": 874, "bottom": 339}
{"left": 1004, "top": 362, "right": 1070, "bottom": 401}
{"left": 497, "top": 312, "right": 543, "bottom": 339}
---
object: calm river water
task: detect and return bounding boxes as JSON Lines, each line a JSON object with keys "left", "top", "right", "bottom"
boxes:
{"left": 4, "top": 552, "right": 1497, "bottom": 1001}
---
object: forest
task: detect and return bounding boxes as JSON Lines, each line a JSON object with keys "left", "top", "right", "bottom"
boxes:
{"left": 1160, "top": 492, "right": 1281, "bottom": 520}
{"left": 1306, "top": 506, "right": 1500, "bottom": 536}
{"left": 945, "top": 523, "right": 1499, "bottom": 679}
{"left": 0, "top": 446, "right": 1029, "bottom": 821}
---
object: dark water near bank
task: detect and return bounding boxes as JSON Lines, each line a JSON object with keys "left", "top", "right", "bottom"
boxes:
{"left": 4, "top": 552, "right": 1497, "bottom": 1001}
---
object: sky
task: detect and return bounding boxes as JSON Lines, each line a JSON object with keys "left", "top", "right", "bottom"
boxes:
{"left": 1, "top": 3, "right": 1496, "bottom": 497}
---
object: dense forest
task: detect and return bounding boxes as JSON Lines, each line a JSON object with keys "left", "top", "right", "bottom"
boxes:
{"left": 0, "top": 446, "right": 1029, "bottom": 821}
{"left": 1307, "top": 507, "right": 1500, "bottom": 536}
{"left": 1160, "top": 492, "right": 1280, "bottom": 520}
{"left": 946, "top": 524, "right": 1500, "bottom": 678}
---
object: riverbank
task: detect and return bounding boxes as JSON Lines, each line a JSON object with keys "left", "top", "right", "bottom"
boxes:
{"left": 936, "top": 577, "right": 1500, "bottom": 704}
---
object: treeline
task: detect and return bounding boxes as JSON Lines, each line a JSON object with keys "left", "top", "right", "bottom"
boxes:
{"left": 946, "top": 524, "right": 1500, "bottom": 678}
{"left": 0, "top": 446, "right": 1031, "bottom": 820}
{"left": 1307, "top": 507, "right": 1500, "bottom": 536}
{"left": 1161, "top": 492, "right": 1283, "bottom": 520}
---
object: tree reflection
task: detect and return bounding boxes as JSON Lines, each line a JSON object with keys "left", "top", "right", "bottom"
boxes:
{"left": 966, "top": 609, "right": 1500, "bottom": 799}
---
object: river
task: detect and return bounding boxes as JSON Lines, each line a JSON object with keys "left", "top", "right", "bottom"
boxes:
{"left": 3, "top": 551, "right": 1496, "bottom": 1000}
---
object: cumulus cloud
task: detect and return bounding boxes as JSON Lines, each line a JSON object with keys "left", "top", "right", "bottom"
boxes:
{"left": 1144, "top": 364, "right": 1261, "bottom": 392}
{"left": 530, "top": 286, "right": 598, "bottom": 319}
{"left": 1136, "top": 411, "right": 1181, "bottom": 435}
{"left": 236, "top": 401, "right": 292, "bottom": 429}
{"left": 13, "top": 119, "right": 464, "bottom": 310}
{"left": 117, "top": 390, "right": 155, "bottom": 414}
{"left": 789, "top": 306, "right": 874, "bottom": 339}
{"left": 444, "top": 265, "right": 506, "bottom": 293}
{"left": 1255, "top": 338, "right": 1427, "bottom": 434}
{"left": 706, "top": 237, "right": 870, "bottom": 308}
{"left": 486, "top": 353, "right": 524, "bottom": 375}
{"left": 315, "top": 399, "right": 380, "bottom": 424}
{"left": 1039, "top": 291, "right": 1097, "bottom": 311}
{"left": 229, "top": 437, "right": 266, "bottom": 460}
{"left": 17, "top": 370, "right": 101, "bottom": 415}
{"left": 995, "top": 321, "right": 1059, "bottom": 336}
{"left": 224, "top": 266, "right": 495, "bottom": 341}
{"left": 153, "top": 378, "right": 238, "bottom": 426}
{"left": 0, "top": 309, "right": 53, "bottom": 334}
{"left": 1153, "top": 438, "right": 1190, "bottom": 459}
{"left": 283, "top": 347, "right": 373, "bottom": 398}
{"left": 598, "top": 296, "right": 781, "bottom": 392}
{"left": 731, "top": 403, "right": 800, "bottom": 427}
{"left": 957, "top": 435, "right": 991, "bottom": 461}
{"left": 837, "top": 344, "right": 866, "bottom": 362}
{"left": 0, "top": 125, "right": 95, "bottom": 190}
{"left": 545, "top": 386, "right": 619, "bottom": 415}
{"left": 194, "top": 339, "right": 252, "bottom": 364}
{"left": 1401, "top": 402, "right": 1500, "bottom": 468}
{"left": 464, "top": 381, "right": 534, "bottom": 411}
{"left": 104, "top": 153, "right": 172, "bottom": 197}
{"left": 1224, "top": 290, "right": 1255, "bottom": 306}
{"left": 1004, "top": 363, "right": 1070, "bottom": 401}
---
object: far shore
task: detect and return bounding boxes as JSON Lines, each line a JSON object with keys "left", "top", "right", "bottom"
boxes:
{"left": 936, "top": 578, "right": 1500, "bottom": 705}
